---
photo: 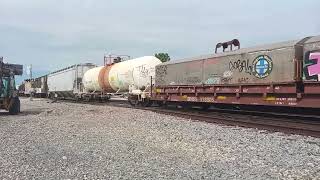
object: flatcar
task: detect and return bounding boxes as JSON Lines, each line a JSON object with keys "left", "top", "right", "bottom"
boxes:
{"left": 129, "top": 35, "right": 320, "bottom": 109}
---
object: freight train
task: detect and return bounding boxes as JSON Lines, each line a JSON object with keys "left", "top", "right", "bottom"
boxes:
{"left": 19, "top": 35, "right": 320, "bottom": 110}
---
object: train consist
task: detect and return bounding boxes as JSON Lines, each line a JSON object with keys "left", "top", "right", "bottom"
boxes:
{"left": 19, "top": 35, "right": 320, "bottom": 109}
{"left": 135, "top": 35, "right": 320, "bottom": 109}
{"left": 18, "top": 56, "right": 162, "bottom": 101}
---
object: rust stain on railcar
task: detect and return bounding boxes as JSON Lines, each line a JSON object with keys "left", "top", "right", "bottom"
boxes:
{"left": 98, "top": 65, "right": 115, "bottom": 92}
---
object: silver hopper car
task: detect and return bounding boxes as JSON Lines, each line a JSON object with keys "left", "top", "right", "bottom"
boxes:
{"left": 47, "top": 63, "right": 96, "bottom": 99}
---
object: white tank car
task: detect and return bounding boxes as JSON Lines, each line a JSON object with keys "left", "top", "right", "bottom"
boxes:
{"left": 82, "top": 56, "right": 162, "bottom": 93}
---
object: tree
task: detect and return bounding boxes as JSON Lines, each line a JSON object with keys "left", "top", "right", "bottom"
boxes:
{"left": 155, "top": 53, "right": 171, "bottom": 63}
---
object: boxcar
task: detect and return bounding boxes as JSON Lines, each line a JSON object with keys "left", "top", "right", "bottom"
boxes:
{"left": 17, "top": 83, "right": 25, "bottom": 96}
{"left": 23, "top": 80, "right": 33, "bottom": 97}
{"left": 19, "top": 75, "right": 47, "bottom": 97}
{"left": 33, "top": 75, "right": 48, "bottom": 97}
{"left": 47, "top": 63, "right": 96, "bottom": 98}
{"left": 152, "top": 35, "right": 320, "bottom": 108}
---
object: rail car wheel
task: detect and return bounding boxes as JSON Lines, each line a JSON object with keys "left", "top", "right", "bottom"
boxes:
{"left": 9, "top": 97, "right": 20, "bottom": 115}
{"left": 84, "top": 96, "right": 92, "bottom": 102}
{"left": 180, "top": 103, "right": 192, "bottom": 110}
{"left": 74, "top": 96, "right": 81, "bottom": 102}
{"left": 102, "top": 96, "right": 110, "bottom": 102}
{"left": 201, "top": 104, "right": 210, "bottom": 110}
{"left": 156, "top": 101, "right": 164, "bottom": 107}
{"left": 128, "top": 95, "right": 139, "bottom": 106}
{"left": 141, "top": 98, "right": 152, "bottom": 107}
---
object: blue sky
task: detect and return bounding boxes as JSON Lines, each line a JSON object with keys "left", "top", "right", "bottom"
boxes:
{"left": 0, "top": 0, "right": 319, "bottom": 82}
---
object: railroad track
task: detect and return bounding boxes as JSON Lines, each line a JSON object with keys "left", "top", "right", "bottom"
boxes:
{"left": 46, "top": 97, "right": 320, "bottom": 138}
{"left": 141, "top": 107, "right": 320, "bottom": 138}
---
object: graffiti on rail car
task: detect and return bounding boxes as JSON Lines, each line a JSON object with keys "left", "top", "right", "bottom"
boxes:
{"left": 205, "top": 71, "right": 233, "bottom": 85}
{"left": 221, "top": 70, "right": 233, "bottom": 84}
{"left": 155, "top": 65, "right": 168, "bottom": 84}
{"left": 221, "top": 77, "right": 232, "bottom": 83}
{"left": 228, "top": 55, "right": 273, "bottom": 79}
{"left": 185, "top": 76, "right": 202, "bottom": 84}
{"left": 238, "top": 77, "right": 249, "bottom": 83}
{"left": 136, "top": 64, "right": 149, "bottom": 78}
{"left": 229, "top": 59, "right": 253, "bottom": 75}
{"left": 304, "top": 52, "right": 320, "bottom": 81}
{"left": 205, "top": 73, "right": 221, "bottom": 84}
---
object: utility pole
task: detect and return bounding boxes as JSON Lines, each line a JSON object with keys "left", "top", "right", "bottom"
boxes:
{"left": 27, "top": 64, "right": 32, "bottom": 79}
{"left": 26, "top": 64, "right": 34, "bottom": 100}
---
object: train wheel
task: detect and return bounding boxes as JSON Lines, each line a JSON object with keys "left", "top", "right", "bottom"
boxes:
{"left": 84, "top": 96, "right": 91, "bottom": 102}
{"left": 128, "top": 95, "right": 139, "bottom": 106}
{"left": 102, "top": 96, "right": 110, "bottom": 102}
{"left": 141, "top": 98, "right": 152, "bottom": 107}
{"left": 156, "top": 101, "right": 164, "bottom": 107}
{"left": 75, "top": 96, "right": 81, "bottom": 102}
{"left": 180, "top": 103, "right": 192, "bottom": 110}
{"left": 201, "top": 104, "right": 210, "bottom": 110}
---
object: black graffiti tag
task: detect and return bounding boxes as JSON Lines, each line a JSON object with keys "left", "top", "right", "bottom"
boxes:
{"left": 229, "top": 59, "right": 253, "bottom": 75}
{"left": 137, "top": 64, "right": 150, "bottom": 78}
{"left": 221, "top": 77, "right": 232, "bottom": 84}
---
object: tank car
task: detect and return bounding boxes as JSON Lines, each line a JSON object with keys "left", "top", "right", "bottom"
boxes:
{"left": 81, "top": 56, "right": 161, "bottom": 101}
{"left": 130, "top": 35, "right": 320, "bottom": 109}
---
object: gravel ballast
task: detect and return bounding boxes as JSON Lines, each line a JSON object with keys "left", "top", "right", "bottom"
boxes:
{"left": 0, "top": 98, "right": 319, "bottom": 179}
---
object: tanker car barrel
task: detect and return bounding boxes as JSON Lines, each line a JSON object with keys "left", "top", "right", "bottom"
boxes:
{"left": 82, "top": 56, "right": 162, "bottom": 93}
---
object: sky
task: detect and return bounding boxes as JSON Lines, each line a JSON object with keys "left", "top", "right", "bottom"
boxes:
{"left": 0, "top": 0, "right": 319, "bottom": 81}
